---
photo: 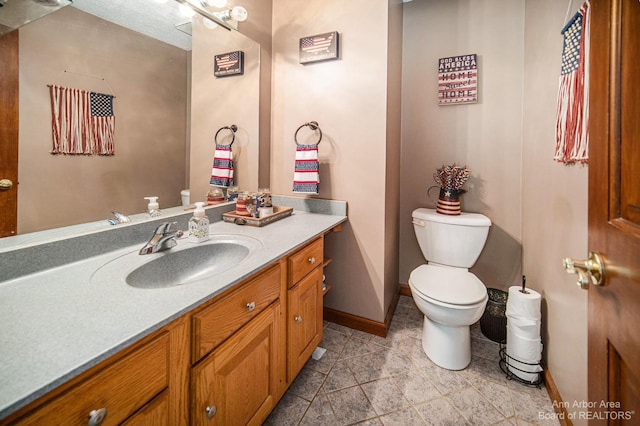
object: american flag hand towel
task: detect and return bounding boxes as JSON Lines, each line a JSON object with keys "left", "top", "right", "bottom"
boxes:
{"left": 49, "top": 85, "right": 115, "bottom": 155}
{"left": 210, "top": 143, "right": 234, "bottom": 187}
{"left": 293, "top": 144, "right": 319, "bottom": 195}
{"left": 554, "top": 1, "right": 590, "bottom": 164}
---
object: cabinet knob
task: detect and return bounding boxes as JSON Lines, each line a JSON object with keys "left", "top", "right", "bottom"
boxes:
{"left": 87, "top": 408, "right": 107, "bottom": 426}
{"left": 246, "top": 301, "right": 256, "bottom": 312}
{"left": 308, "top": 257, "right": 316, "bottom": 264}
{"left": 205, "top": 405, "right": 217, "bottom": 419}
{"left": 294, "top": 315, "right": 303, "bottom": 323}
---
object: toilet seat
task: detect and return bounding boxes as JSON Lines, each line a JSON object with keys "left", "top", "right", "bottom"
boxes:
{"left": 409, "top": 264, "right": 486, "bottom": 305}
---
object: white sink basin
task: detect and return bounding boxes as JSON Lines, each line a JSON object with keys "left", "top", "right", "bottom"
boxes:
{"left": 91, "top": 234, "right": 262, "bottom": 289}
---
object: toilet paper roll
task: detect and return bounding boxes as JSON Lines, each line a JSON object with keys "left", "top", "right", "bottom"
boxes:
{"left": 507, "top": 356, "right": 543, "bottom": 383}
{"left": 506, "top": 326, "right": 543, "bottom": 383}
{"left": 505, "top": 286, "right": 542, "bottom": 321}
{"left": 507, "top": 318, "right": 541, "bottom": 340}
{"left": 507, "top": 327, "right": 543, "bottom": 360}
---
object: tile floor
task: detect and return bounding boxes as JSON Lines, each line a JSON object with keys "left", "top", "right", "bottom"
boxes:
{"left": 265, "top": 295, "right": 559, "bottom": 425}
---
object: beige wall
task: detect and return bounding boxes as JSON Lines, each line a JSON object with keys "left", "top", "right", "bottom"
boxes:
{"left": 19, "top": 7, "right": 188, "bottom": 233}
{"left": 385, "top": 0, "right": 403, "bottom": 314}
{"left": 399, "top": 0, "right": 525, "bottom": 292}
{"left": 189, "top": 17, "right": 260, "bottom": 203}
{"left": 270, "top": 0, "right": 401, "bottom": 323}
{"left": 239, "top": 0, "right": 273, "bottom": 188}
{"left": 522, "top": 1, "right": 588, "bottom": 418}
{"left": 400, "top": 0, "right": 588, "bottom": 414}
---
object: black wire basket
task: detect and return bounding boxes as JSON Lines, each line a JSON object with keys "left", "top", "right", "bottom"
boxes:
{"left": 499, "top": 344, "right": 544, "bottom": 387}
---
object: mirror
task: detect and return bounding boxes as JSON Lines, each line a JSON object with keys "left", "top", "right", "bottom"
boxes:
{"left": 3, "top": 0, "right": 260, "bottom": 240}
{"left": 0, "top": 0, "right": 72, "bottom": 36}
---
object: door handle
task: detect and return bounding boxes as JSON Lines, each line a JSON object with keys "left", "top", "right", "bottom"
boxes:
{"left": 563, "top": 251, "right": 605, "bottom": 289}
{"left": 0, "top": 179, "right": 13, "bottom": 190}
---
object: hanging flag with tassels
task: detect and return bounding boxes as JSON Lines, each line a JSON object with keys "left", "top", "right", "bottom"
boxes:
{"left": 49, "top": 85, "right": 115, "bottom": 155}
{"left": 554, "top": 1, "right": 590, "bottom": 164}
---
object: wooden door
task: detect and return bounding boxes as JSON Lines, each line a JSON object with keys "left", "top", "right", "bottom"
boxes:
{"left": 287, "top": 266, "right": 323, "bottom": 381}
{"left": 191, "top": 303, "right": 280, "bottom": 426}
{"left": 0, "top": 31, "right": 19, "bottom": 237}
{"left": 588, "top": 0, "right": 640, "bottom": 421}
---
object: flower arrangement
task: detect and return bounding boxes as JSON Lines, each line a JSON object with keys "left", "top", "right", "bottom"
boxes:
{"left": 433, "top": 164, "right": 470, "bottom": 191}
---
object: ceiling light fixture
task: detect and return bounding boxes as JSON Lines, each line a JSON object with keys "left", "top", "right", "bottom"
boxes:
{"left": 201, "top": 0, "right": 227, "bottom": 7}
{"left": 214, "top": 5, "right": 247, "bottom": 23}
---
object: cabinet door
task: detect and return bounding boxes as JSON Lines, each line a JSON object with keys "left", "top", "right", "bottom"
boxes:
{"left": 191, "top": 302, "right": 281, "bottom": 426}
{"left": 287, "top": 266, "right": 323, "bottom": 381}
{"left": 121, "top": 391, "right": 169, "bottom": 426}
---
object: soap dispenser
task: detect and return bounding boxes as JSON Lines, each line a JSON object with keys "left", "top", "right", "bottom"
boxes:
{"left": 188, "top": 202, "right": 209, "bottom": 243}
{"left": 144, "top": 197, "right": 161, "bottom": 218}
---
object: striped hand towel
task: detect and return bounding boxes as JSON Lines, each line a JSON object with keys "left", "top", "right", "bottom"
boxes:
{"left": 210, "top": 143, "right": 234, "bottom": 187}
{"left": 293, "top": 143, "right": 319, "bottom": 195}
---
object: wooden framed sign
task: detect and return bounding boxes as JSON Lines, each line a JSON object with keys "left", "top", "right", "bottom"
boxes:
{"left": 299, "top": 31, "right": 339, "bottom": 64}
{"left": 214, "top": 51, "right": 244, "bottom": 77}
{"left": 437, "top": 54, "right": 478, "bottom": 105}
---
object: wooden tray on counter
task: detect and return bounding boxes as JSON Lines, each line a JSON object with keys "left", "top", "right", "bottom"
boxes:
{"left": 222, "top": 206, "right": 293, "bottom": 227}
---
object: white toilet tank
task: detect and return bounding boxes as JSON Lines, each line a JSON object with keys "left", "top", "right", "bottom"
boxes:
{"left": 412, "top": 208, "right": 491, "bottom": 268}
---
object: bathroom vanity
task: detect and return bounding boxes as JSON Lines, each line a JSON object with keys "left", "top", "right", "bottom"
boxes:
{"left": 0, "top": 201, "right": 346, "bottom": 425}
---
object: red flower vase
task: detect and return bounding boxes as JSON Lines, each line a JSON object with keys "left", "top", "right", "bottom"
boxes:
{"left": 436, "top": 188, "right": 465, "bottom": 215}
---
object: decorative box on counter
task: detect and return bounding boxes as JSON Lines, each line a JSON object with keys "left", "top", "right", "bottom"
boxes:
{"left": 222, "top": 206, "right": 293, "bottom": 227}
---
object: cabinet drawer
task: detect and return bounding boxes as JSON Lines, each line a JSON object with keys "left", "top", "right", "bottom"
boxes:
{"left": 192, "top": 263, "right": 281, "bottom": 361}
{"left": 16, "top": 333, "right": 169, "bottom": 425}
{"left": 288, "top": 238, "right": 323, "bottom": 288}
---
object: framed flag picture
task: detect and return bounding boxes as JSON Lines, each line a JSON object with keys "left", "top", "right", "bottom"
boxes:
{"left": 214, "top": 51, "right": 244, "bottom": 77}
{"left": 437, "top": 54, "right": 478, "bottom": 105}
{"left": 299, "top": 31, "right": 339, "bottom": 64}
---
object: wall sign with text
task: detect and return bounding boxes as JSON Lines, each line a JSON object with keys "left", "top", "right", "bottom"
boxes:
{"left": 214, "top": 51, "right": 244, "bottom": 77}
{"left": 438, "top": 54, "right": 478, "bottom": 105}
{"left": 299, "top": 31, "right": 339, "bottom": 64}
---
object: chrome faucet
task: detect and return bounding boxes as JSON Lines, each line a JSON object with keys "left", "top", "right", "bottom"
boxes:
{"left": 139, "top": 222, "right": 184, "bottom": 255}
{"left": 108, "top": 211, "right": 131, "bottom": 225}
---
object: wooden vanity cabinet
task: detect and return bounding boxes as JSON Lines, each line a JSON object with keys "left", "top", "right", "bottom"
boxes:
{"left": 287, "top": 238, "right": 324, "bottom": 381}
{"left": 7, "top": 316, "right": 190, "bottom": 426}
{"left": 191, "top": 263, "right": 282, "bottom": 363}
{"left": 189, "top": 262, "right": 286, "bottom": 426}
{"left": 191, "top": 302, "right": 283, "bottom": 426}
{"left": 4, "top": 231, "right": 338, "bottom": 425}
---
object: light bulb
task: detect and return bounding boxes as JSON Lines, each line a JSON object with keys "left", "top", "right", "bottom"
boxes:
{"left": 229, "top": 5, "right": 248, "bottom": 22}
{"left": 179, "top": 4, "right": 195, "bottom": 17}
{"left": 202, "top": 16, "right": 218, "bottom": 29}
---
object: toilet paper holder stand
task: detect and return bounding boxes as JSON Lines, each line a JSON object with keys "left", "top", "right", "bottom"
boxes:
{"left": 498, "top": 345, "right": 544, "bottom": 387}
{"left": 499, "top": 276, "right": 544, "bottom": 387}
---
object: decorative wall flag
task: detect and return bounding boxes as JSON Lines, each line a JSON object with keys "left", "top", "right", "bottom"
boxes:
{"left": 299, "top": 31, "right": 339, "bottom": 64}
{"left": 49, "top": 85, "right": 115, "bottom": 155}
{"left": 554, "top": 1, "right": 590, "bottom": 164}
{"left": 214, "top": 51, "right": 244, "bottom": 77}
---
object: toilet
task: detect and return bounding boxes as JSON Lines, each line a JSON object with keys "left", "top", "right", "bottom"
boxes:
{"left": 409, "top": 208, "right": 491, "bottom": 370}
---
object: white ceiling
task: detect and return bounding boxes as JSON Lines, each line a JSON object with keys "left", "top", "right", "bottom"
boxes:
{"left": 71, "top": 0, "right": 193, "bottom": 50}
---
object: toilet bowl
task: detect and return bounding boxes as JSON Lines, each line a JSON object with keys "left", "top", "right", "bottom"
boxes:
{"left": 409, "top": 264, "right": 488, "bottom": 370}
{"left": 410, "top": 208, "right": 491, "bottom": 370}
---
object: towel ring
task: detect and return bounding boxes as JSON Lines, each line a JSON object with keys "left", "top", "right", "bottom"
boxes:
{"left": 295, "top": 121, "right": 322, "bottom": 146}
{"left": 215, "top": 124, "right": 237, "bottom": 146}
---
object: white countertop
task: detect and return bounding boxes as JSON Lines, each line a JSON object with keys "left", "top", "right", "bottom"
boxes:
{"left": 0, "top": 210, "right": 346, "bottom": 418}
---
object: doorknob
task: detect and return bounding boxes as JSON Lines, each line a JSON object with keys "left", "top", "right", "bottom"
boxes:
{"left": 0, "top": 179, "right": 13, "bottom": 190}
{"left": 563, "top": 251, "right": 605, "bottom": 289}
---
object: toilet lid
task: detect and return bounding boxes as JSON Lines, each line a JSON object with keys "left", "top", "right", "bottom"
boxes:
{"left": 409, "top": 264, "right": 487, "bottom": 305}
